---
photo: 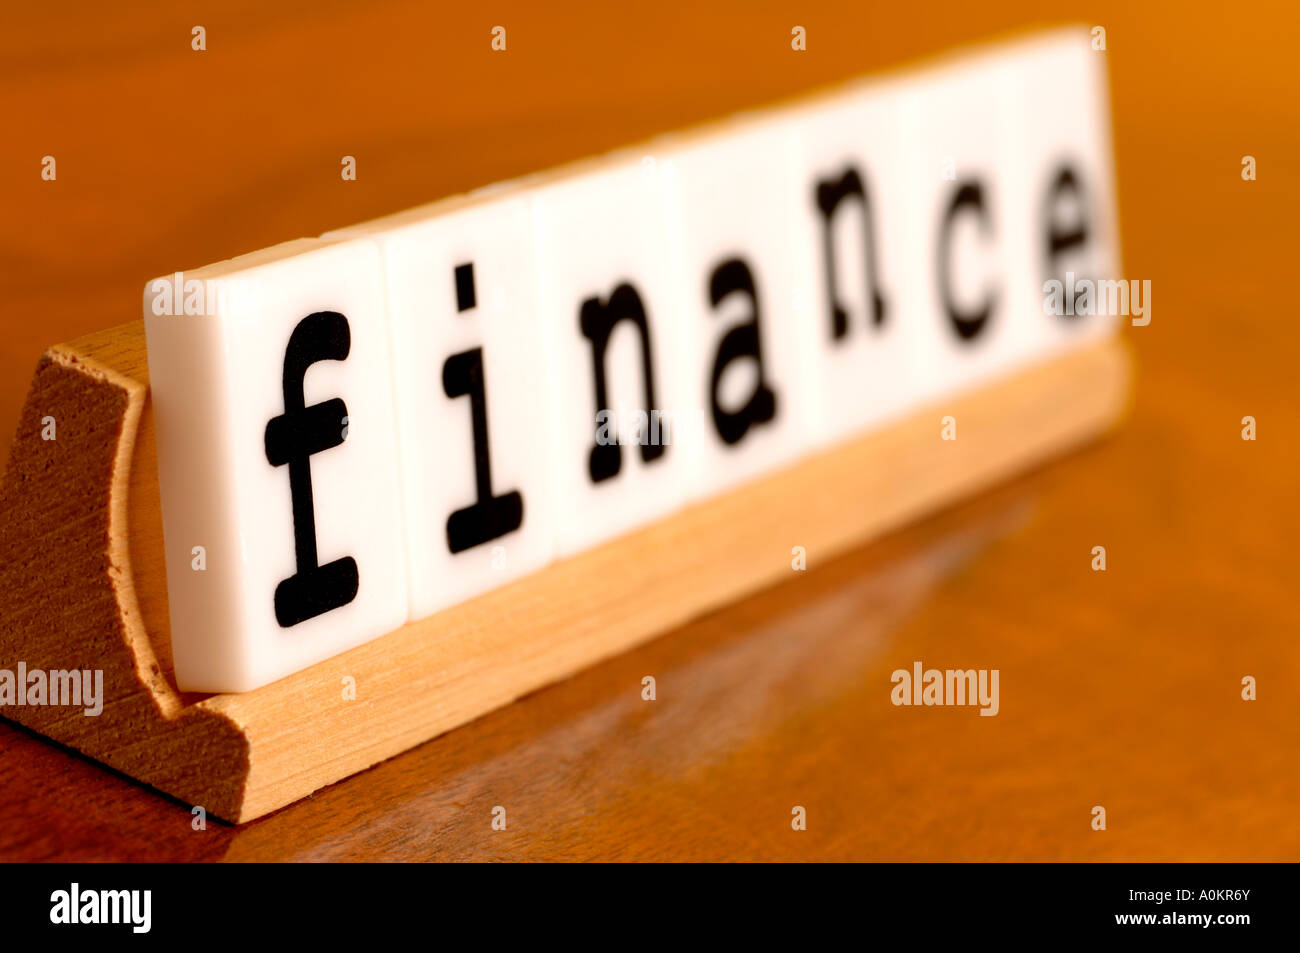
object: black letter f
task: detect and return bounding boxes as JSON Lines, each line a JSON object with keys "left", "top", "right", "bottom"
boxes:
{"left": 264, "top": 311, "right": 359, "bottom": 627}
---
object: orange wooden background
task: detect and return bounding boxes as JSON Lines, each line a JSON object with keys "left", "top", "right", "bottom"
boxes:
{"left": 1, "top": 1, "right": 1298, "bottom": 860}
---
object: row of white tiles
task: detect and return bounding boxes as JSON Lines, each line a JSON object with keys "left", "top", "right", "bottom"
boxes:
{"left": 143, "top": 28, "right": 1120, "bottom": 692}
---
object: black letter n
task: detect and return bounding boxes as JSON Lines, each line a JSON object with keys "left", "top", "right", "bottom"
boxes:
{"left": 264, "top": 311, "right": 359, "bottom": 627}
{"left": 814, "top": 166, "right": 886, "bottom": 341}
{"left": 579, "top": 282, "right": 665, "bottom": 483}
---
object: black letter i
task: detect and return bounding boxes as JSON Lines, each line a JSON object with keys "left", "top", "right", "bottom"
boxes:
{"left": 443, "top": 263, "right": 524, "bottom": 554}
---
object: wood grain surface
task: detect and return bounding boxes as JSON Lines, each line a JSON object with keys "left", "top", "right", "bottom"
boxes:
{"left": 1, "top": 0, "right": 1298, "bottom": 860}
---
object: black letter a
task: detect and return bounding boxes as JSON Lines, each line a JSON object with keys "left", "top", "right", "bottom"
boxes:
{"left": 707, "top": 257, "right": 777, "bottom": 446}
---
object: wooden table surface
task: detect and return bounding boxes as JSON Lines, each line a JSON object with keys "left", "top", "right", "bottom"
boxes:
{"left": 2, "top": 0, "right": 1297, "bottom": 861}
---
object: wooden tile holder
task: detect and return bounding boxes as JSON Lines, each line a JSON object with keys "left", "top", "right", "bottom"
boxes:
{"left": 0, "top": 321, "right": 1129, "bottom": 822}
